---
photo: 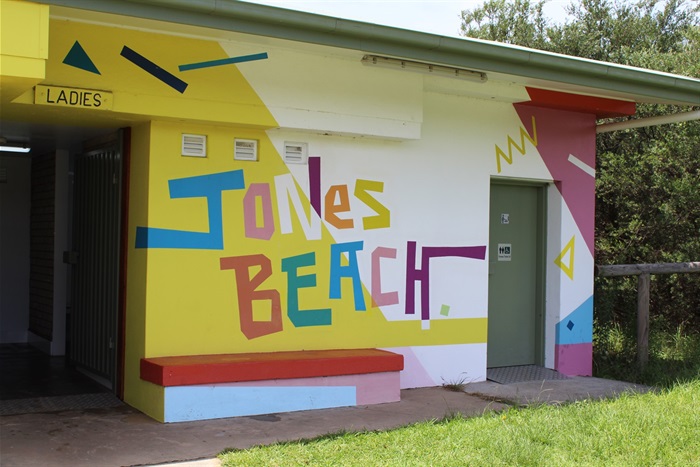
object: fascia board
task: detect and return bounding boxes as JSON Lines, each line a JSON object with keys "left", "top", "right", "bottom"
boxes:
{"left": 37, "top": 0, "right": 700, "bottom": 105}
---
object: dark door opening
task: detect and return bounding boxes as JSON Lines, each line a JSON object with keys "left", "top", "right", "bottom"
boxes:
{"left": 67, "top": 131, "right": 126, "bottom": 391}
{"left": 0, "top": 128, "right": 128, "bottom": 415}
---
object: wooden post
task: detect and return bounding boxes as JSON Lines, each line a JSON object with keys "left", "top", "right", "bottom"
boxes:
{"left": 595, "top": 262, "right": 699, "bottom": 372}
{"left": 637, "top": 273, "right": 650, "bottom": 370}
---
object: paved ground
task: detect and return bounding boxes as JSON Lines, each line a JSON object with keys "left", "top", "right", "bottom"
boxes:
{"left": 0, "top": 377, "right": 650, "bottom": 467}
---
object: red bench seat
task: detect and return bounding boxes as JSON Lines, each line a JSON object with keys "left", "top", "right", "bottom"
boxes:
{"left": 141, "top": 348, "right": 404, "bottom": 387}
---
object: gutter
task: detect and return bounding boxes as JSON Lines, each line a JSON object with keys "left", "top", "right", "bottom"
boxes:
{"left": 39, "top": 0, "right": 700, "bottom": 105}
{"left": 596, "top": 110, "right": 700, "bottom": 133}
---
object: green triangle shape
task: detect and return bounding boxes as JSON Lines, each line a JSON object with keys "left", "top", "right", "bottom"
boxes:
{"left": 63, "top": 41, "right": 100, "bottom": 75}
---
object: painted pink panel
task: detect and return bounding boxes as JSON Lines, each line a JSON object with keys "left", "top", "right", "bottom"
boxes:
{"left": 356, "top": 372, "right": 401, "bottom": 405}
{"left": 555, "top": 343, "right": 593, "bottom": 376}
{"left": 514, "top": 105, "right": 597, "bottom": 255}
{"left": 386, "top": 347, "right": 436, "bottom": 388}
{"left": 222, "top": 372, "right": 401, "bottom": 405}
{"left": 371, "top": 247, "right": 399, "bottom": 306}
{"left": 243, "top": 183, "right": 275, "bottom": 240}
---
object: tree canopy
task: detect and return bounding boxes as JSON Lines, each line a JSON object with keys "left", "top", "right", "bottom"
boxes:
{"left": 460, "top": 0, "right": 700, "bottom": 329}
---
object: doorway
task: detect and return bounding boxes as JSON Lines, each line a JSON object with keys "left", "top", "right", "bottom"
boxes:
{"left": 0, "top": 128, "right": 128, "bottom": 414}
{"left": 67, "top": 131, "right": 127, "bottom": 391}
{"left": 487, "top": 182, "right": 546, "bottom": 368}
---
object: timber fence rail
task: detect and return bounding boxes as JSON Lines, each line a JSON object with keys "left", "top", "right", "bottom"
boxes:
{"left": 595, "top": 261, "right": 700, "bottom": 370}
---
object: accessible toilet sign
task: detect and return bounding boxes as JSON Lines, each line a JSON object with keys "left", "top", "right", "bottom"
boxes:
{"left": 497, "top": 243, "right": 512, "bottom": 261}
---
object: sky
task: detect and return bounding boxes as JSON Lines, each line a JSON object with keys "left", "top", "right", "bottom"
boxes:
{"left": 241, "top": 1, "right": 572, "bottom": 38}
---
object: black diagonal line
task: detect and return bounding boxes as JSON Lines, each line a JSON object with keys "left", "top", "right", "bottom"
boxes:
{"left": 120, "top": 45, "right": 188, "bottom": 94}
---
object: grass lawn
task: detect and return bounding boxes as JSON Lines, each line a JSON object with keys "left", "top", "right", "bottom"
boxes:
{"left": 219, "top": 380, "right": 699, "bottom": 466}
{"left": 595, "top": 324, "right": 700, "bottom": 387}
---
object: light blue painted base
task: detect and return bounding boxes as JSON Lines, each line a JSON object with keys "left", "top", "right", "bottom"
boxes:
{"left": 164, "top": 385, "right": 356, "bottom": 422}
{"left": 556, "top": 295, "right": 593, "bottom": 345}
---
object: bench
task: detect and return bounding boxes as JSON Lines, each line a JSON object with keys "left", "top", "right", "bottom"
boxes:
{"left": 141, "top": 348, "right": 404, "bottom": 422}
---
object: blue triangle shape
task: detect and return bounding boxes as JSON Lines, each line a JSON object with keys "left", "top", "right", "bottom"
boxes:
{"left": 63, "top": 41, "right": 100, "bottom": 75}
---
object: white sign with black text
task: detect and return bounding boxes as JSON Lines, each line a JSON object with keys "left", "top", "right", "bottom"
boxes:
{"left": 497, "top": 243, "right": 512, "bottom": 261}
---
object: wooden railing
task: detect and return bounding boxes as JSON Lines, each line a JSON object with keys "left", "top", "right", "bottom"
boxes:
{"left": 596, "top": 262, "right": 700, "bottom": 370}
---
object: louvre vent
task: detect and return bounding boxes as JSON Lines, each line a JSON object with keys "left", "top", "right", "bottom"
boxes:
{"left": 284, "top": 141, "right": 308, "bottom": 164}
{"left": 181, "top": 134, "right": 207, "bottom": 157}
{"left": 234, "top": 139, "right": 258, "bottom": 161}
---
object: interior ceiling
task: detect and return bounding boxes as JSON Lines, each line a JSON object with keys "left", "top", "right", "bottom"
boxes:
{"left": 0, "top": 121, "right": 118, "bottom": 157}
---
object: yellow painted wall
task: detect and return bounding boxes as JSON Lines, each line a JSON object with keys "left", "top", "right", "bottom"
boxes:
{"left": 8, "top": 11, "right": 487, "bottom": 418}
{"left": 5, "top": 16, "right": 277, "bottom": 128}
{"left": 137, "top": 120, "right": 487, "bottom": 356}
{"left": 127, "top": 117, "right": 487, "bottom": 416}
{"left": 0, "top": 1, "right": 48, "bottom": 102}
{"left": 124, "top": 122, "right": 164, "bottom": 420}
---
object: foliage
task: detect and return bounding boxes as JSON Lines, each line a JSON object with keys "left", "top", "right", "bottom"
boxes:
{"left": 220, "top": 381, "right": 700, "bottom": 466}
{"left": 461, "top": 0, "right": 700, "bottom": 331}
{"left": 460, "top": 0, "right": 551, "bottom": 48}
{"left": 595, "top": 323, "right": 700, "bottom": 386}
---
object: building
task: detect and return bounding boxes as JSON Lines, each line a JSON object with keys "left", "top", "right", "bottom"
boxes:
{"left": 1, "top": 0, "right": 698, "bottom": 422}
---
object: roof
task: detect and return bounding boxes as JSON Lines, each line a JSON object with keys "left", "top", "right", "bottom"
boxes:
{"left": 28, "top": 0, "right": 700, "bottom": 106}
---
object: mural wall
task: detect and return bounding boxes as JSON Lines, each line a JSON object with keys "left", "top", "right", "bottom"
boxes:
{"left": 25, "top": 11, "right": 595, "bottom": 419}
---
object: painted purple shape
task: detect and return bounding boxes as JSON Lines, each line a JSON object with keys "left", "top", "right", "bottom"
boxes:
{"left": 514, "top": 104, "right": 597, "bottom": 255}
{"left": 309, "top": 156, "right": 321, "bottom": 217}
{"left": 405, "top": 242, "right": 487, "bottom": 321}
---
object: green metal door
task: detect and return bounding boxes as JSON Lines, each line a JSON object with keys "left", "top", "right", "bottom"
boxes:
{"left": 487, "top": 183, "right": 545, "bottom": 368}
{"left": 69, "top": 132, "right": 123, "bottom": 390}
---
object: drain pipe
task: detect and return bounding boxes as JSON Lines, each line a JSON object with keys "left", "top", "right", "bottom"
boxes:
{"left": 596, "top": 109, "right": 700, "bottom": 133}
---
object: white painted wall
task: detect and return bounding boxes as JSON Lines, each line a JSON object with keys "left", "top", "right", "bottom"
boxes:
{"left": 224, "top": 42, "right": 423, "bottom": 140}
{"left": 262, "top": 89, "right": 559, "bottom": 384}
{"left": 231, "top": 35, "right": 595, "bottom": 381}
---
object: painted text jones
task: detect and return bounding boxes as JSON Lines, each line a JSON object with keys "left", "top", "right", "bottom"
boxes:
{"left": 136, "top": 157, "right": 485, "bottom": 339}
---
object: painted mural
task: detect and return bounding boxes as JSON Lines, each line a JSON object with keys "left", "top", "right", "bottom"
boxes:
{"left": 135, "top": 160, "right": 487, "bottom": 327}
{"left": 25, "top": 11, "right": 596, "bottom": 420}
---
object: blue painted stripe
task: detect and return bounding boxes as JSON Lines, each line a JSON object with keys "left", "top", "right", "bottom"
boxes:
{"left": 179, "top": 52, "right": 269, "bottom": 71}
{"left": 556, "top": 295, "right": 593, "bottom": 345}
{"left": 120, "top": 46, "right": 188, "bottom": 93}
{"left": 135, "top": 170, "right": 244, "bottom": 249}
{"left": 164, "top": 385, "right": 356, "bottom": 422}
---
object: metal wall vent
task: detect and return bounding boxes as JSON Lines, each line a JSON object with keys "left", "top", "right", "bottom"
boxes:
{"left": 234, "top": 139, "right": 258, "bottom": 161}
{"left": 181, "top": 134, "right": 207, "bottom": 157}
{"left": 284, "top": 142, "right": 308, "bottom": 164}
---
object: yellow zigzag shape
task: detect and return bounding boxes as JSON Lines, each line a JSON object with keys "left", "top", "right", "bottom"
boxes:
{"left": 495, "top": 116, "right": 538, "bottom": 173}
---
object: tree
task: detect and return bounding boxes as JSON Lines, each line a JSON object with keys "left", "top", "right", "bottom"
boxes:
{"left": 460, "top": 0, "right": 550, "bottom": 49}
{"left": 460, "top": 0, "right": 700, "bottom": 330}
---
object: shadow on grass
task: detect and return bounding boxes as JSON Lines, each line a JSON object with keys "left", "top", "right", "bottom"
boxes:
{"left": 219, "top": 429, "right": 356, "bottom": 455}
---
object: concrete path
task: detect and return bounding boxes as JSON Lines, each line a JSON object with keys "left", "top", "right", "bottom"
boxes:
{"left": 463, "top": 376, "right": 652, "bottom": 406}
{"left": 0, "top": 377, "right": 649, "bottom": 467}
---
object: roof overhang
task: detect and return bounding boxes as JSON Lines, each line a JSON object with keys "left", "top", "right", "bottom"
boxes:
{"left": 33, "top": 0, "right": 700, "bottom": 107}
